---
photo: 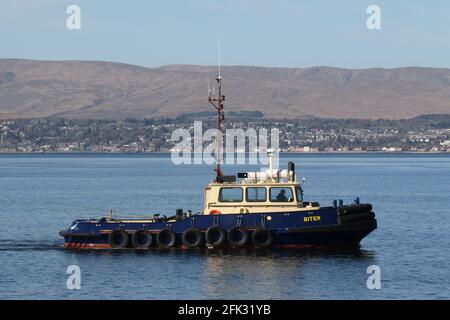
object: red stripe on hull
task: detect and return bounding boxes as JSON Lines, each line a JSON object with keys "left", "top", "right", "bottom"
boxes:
{"left": 65, "top": 242, "right": 112, "bottom": 249}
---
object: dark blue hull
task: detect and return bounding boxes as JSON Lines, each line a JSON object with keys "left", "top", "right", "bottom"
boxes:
{"left": 60, "top": 204, "right": 376, "bottom": 250}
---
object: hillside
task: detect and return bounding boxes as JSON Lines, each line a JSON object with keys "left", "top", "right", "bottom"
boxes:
{"left": 1, "top": 59, "right": 450, "bottom": 120}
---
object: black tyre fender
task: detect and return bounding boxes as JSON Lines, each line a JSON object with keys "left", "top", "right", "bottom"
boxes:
{"left": 227, "top": 227, "right": 248, "bottom": 248}
{"left": 205, "top": 225, "right": 226, "bottom": 247}
{"left": 131, "top": 229, "right": 153, "bottom": 248}
{"left": 338, "top": 212, "right": 375, "bottom": 224}
{"left": 338, "top": 204, "right": 372, "bottom": 216}
{"left": 182, "top": 228, "right": 204, "bottom": 248}
{"left": 156, "top": 229, "right": 176, "bottom": 249}
{"left": 252, "top": 228, "right": 274, "bottom": 247}
{"left": 108, "top": 230, "right": 129, "bottom": 249}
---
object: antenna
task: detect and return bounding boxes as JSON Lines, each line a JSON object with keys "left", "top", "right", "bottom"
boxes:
{"left": 218, "top": 37, "right": 221, "bottom": 79}
{"left": 208, "top": 38, "right": 225, "bottom": 182}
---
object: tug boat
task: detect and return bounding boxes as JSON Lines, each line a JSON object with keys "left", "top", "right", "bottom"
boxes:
{"left": 59, "top": 71, "right": 377, "bottom": 250}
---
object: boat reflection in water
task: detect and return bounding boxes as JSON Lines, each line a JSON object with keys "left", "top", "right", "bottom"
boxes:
{"left": 199, "top": 248, "right": 377, "bottom": 299}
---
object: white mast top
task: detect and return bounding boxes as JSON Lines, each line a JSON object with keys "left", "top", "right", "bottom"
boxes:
{"left": 217, "top": 37, "right": 221, "bottom": 79}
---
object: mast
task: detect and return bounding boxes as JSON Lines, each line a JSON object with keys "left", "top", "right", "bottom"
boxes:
{"left": 208, "top": 66, "right": 225, "bottom": 181}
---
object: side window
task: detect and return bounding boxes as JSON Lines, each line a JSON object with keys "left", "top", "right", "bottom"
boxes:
{"left": 269, "top": 187, "right": 294, "bottom": 202}
{"left": 296, "top": 186, "right": 303, "bottom": 202}
{"left": 219, "top": 187, "right": 243, "bottom": 202}
{"left": 246, "top": 187, "right": 267, "bottom": 202}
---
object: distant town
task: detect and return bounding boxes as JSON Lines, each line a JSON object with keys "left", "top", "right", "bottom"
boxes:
{"left": 1, "top": 114, "right": 450, "bottom": 153}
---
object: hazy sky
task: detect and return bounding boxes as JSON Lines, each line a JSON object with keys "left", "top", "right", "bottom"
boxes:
{"left": 1, "top": 0, "right": 449, "bottom": 68}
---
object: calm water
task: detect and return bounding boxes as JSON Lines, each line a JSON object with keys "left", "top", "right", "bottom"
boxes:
{"left": 0, "top": 153, "right": 449, "bottom": 299}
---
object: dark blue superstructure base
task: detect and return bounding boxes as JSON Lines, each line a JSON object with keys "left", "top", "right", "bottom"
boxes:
{"left": 60, "top": 204, "right": 377, "bottom": 250}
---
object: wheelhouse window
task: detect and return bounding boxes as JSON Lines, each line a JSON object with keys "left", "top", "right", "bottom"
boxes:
{"left": 219, "top": 187, "right": 243, "bottom": 202}
{"left": 269, "top": 187, "right": 294, "bottom": 202}
{"left": 246, "top": 187, "right": 267, "bottom": 202}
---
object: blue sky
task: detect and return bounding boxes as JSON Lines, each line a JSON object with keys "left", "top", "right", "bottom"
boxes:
{"left": 1, "top": 0, "right": 449, "bottom": 68}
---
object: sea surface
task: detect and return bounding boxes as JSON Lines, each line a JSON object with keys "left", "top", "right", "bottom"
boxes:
{"left": 0, "top": 153, "right": 449, "bottom": 299}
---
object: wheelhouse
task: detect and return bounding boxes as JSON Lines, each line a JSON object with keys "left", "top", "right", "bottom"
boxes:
{"left": 203, "top": 182, "right": 315, "bottom": 215}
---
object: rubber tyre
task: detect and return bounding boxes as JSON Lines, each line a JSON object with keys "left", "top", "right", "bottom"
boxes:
{"left": 108, "top": 230, "right": 129, "bottom": 249}
{"left": 182, "top": 228, "right": 204, "bottom": 248}
{"left": 156, "top": 229, "right": 176, "bottom": 249}
{"left": 131, "top": 229, "right": 153, "bottom": 248}
{"left": 227, "top": 227, "right": 248, "bottom": 248}
{"left": 252, "top": 228, "right": 274, "bottom": 248}
{"left": 338, "top": 212, "right": 375, "bottom": 224}
{"left": 338, "top": 204, "right": 372, "bottom": 216}
{"left": 205, "top": 225, "right": 226, "bottom": 247}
